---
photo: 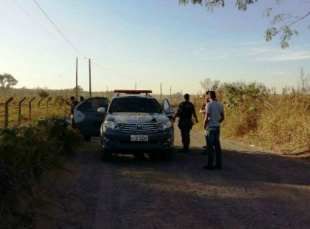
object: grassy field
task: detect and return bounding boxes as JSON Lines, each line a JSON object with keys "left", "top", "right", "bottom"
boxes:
{"left": 0, "top": 98, "right": 68, "bottom": 127}
{"left": 1, "top": 86, "right": 309, "bottom": 156}
{"left": 191, "top": 90, "right": 310, "bottom": 156}
{"left": 0, "top": 88, "right": 112, "bottom": 128}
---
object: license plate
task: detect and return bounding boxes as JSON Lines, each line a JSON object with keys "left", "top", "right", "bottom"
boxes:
{"left": 131, "top": 135, "right": 148, "bottom": 141}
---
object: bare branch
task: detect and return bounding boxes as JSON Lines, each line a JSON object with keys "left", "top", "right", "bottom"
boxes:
{"left": 288, "top": 11, "right": 310, "bottom": 26}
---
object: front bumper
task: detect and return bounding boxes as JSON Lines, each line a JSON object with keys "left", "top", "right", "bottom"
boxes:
{"left": 100, "top": 129, "right": 174, "bottom": 152}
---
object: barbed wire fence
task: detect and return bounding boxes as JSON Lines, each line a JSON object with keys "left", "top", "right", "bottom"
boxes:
{"left": 0, "top": 97, "right": 69, "bottom": 128}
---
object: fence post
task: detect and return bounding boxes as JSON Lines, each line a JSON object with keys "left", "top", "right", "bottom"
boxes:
{"left": 4, "top": 97, "right": 14, "bottom": 128}
{"left": 29, "top": 97, "right": 35, "bottom": 121}
{"left": 18, "top": 97, "right": 26, "bottom": 126}
{"left": 46, "top": 97, "right": 52, "bottom": 116}
{"left": 38, "top": 98, "right": 45, "bottom": 107}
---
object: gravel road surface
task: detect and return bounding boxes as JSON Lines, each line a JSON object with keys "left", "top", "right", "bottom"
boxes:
{"left": 34, "top": 127, "right": 310, "bottom": 229}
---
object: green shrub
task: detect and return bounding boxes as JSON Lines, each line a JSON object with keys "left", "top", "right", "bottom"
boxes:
{"left": 0, "top": 118, "right": 82, "bottom": 224}
{"left": 221, "top": 81, "right": 268, "bottom": 137}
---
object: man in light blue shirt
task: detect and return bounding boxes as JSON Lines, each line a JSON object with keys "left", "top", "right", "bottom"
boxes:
{"left": 203, "top": 91, "right": 225, "bottom": 170}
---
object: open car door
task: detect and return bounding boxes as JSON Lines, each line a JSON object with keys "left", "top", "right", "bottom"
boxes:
{"left": 74, "top": 97, "right": 108, "bottom": 141}
{"left": 162, "top": 98, "right": 175, "bottom": 122}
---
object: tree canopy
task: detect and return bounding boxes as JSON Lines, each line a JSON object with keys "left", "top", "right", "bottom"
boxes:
{"left": 0, "top": 73, "right": 18, "bottom": 92}
{"left": 179, "top": 0, "right": 310, "bottom": 48}
{"left": 37, "top": 89, "right": 50, "bottom": 99}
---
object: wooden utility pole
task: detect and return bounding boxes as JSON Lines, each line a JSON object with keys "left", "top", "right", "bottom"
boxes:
{"left": 160, "top": 83, "right": 162, "bottom": 101}
{"left": 76, "top": 57, "right": 78, "bottom": 99}
{"left": 89, "top": 58, "right": 92, "bottom": 97}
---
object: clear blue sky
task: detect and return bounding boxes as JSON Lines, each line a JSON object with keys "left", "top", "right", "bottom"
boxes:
{"left": 1, "top": 0, "right": 309, "bottom": 95}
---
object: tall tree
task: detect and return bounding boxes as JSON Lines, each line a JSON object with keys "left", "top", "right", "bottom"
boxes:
{"left": 37, "top": 89, "right": 50, "bottom": 99}
{"left": 72, "top": 85, "right": 84, "bottom": 94}
{"left": 0, "top": 73, "right": 18, "bottom": 92}
{"left": 200, "top": 78, "right": 221, "bottom": 91}
{"left": 179, "top": 0, "right": 310, "bottom": 48}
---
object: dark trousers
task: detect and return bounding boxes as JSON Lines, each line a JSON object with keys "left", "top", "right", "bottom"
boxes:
{"left": 206, "top": 126, "right": 222, "bottom": 166}
{"left": 178, "top": 119, "right": 193, "bottom": 149}
{"left": 70, "top": 114, "right": 77, "bottom": 128}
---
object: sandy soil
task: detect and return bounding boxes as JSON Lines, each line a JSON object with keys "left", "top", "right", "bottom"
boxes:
{"left": 32, "top": 127, "right": 310, "bottom": 229}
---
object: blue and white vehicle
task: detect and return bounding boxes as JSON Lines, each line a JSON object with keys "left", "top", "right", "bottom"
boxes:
{"left": 98, "top": 90, "right": 175, "bottom": 161}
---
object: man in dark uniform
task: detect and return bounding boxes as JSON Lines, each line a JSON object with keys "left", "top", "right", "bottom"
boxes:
{"left": 173, "top": 93, "right": 198, "bottom": 153}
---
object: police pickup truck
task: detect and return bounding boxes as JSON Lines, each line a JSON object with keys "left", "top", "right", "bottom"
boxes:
{"left": 98, "top": 90, "right": 175, "bottom": 161}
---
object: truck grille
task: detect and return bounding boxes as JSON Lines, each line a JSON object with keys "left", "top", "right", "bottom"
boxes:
{"left": 118, "top": 123, "right": 160, "bottom": 133}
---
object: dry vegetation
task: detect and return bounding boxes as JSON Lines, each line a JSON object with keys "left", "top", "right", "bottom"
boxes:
{"left": 0, "top": 88, "right": 112, "bottom": 127}
{"left": 1, "top": 82, "right": 309, "bottom": 157}
{"left": 254, "top": 94, "right": 310, "bottom": 155}
{"left": 191, "top": 81, "right": 310, "bottom": 157}
{"left": 0, "top": 118, "right": 83, "bottom": 228}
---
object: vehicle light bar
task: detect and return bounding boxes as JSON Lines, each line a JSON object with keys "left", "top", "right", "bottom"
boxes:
{"left": 114, "top": 90, "right": 152, "bottom": 94}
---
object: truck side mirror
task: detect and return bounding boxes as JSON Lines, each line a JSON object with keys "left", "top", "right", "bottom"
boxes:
{"left": 97, "top": 107, "right": 106, "bottom": 113}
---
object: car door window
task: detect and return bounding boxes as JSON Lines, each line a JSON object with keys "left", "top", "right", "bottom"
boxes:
{"left": 78, "top": 98, "right": 108, "bottom": 112}
{"left": 163, "top": 99, "right": 171, "bottom": 111}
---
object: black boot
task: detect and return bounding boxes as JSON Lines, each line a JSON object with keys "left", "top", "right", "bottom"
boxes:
{"left": 179, "top": 147, "right": 189, "bottom": 153}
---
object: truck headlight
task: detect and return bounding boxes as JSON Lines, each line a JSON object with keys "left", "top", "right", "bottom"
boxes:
{"left": 159, "top": 121, "right": 172, "bottom": 130}
{"left": 104, "top": 121, "right": 119, "bottom": 130}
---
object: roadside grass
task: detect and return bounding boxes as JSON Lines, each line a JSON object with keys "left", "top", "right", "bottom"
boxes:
{"left": 195, "top": 92, "right": 310, "bottom": 156}
{"left": 255, "top": 94, "right": 310, "bottom": 155}
{"left": 2, "top": 87, "right": 309, "bottom": 167}
{"left": 0, "top": 95, "right": 69, "bottom": 127}
{"left": 0, "top": 118, "right": 83, "bottom": 229}
{"left": 221, "top": 94, "right": 310, "bottom": 155}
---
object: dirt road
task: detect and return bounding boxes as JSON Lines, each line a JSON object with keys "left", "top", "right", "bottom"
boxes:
{"left": 34, "top": 128, "right": 310, "bottom": 229}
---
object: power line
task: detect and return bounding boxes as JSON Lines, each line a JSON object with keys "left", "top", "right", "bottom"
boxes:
{"left": 10, "top": 0, "right": 76, "bottom": 56}
{"left": 49, "top": 60, "right": 77, "bottom": 87}
{"left": 32, "top": 0, "right": 87, "bottom": 59}
{"left": 11, "top": 1, "right": 158, "bottom": 91}
{"left": 91, "top": 61, "right": 135, "bottom": 81}
{"left": 91, "top": 61, "right": 158, "bottom": 89}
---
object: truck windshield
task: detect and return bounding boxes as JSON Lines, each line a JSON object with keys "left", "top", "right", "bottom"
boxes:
{"left": 77, "top": 98, "right": 108, "bottom": 112}
{"left": 109, "top": 98, "right": 162, "bottom": 113}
